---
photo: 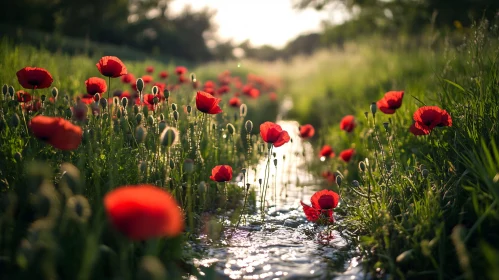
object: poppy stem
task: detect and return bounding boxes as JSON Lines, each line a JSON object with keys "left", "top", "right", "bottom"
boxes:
{"left": 236, "top": 172, "right": 248, "bottom": 228}
{"left": 108, "top": 77, "right": 111, "bottom": 115}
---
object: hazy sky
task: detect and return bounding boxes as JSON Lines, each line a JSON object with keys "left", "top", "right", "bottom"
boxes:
{"left": 169, "top": 0, "right": 343, "bottom": 48}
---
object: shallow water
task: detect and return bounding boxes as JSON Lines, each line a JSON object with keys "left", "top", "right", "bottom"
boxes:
{"left": 191, "top": 121, "right": 364, "bottom": 280}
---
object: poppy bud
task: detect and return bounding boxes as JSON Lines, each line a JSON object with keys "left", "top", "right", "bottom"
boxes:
{"left": 136, "top": 78, "right": 144, "bottom": 92}
{"left": 100, "top": 98, "right": 108, "bottom": 109}
{"left": 245, "top": 120, "right": 253, "bottom": 133}
{"left": 171, "top": 103, "right": 177, "bottom": 111}
{"left": 383, "top": 122, "right": 389, "bottom": 131}
{"left": 14, "top": 152, "right": 22, "bottom": 163}
{"left": 8, "top": 86, "right": 15, "bottom": 98}
{"left": 370, "top": 102, "right": 377, "bottom": 115}
{"left": 364, "top": 112, "right": 369, "bottom": 119}
{"left": 422, "top": 169, "right": 429, "bottom": 178}
{"left": 142, "top": 104, "right": 149, "bottom": 116}
{"left": 113, "top": 97, "right": 119, "bottom": 106}
{"left": 9, "top": 113, "right": 20, "bottom": 128}
{"left": 273, "top": 159, "right": 277, "bottom": 167}
{"left": 246, "top": 183, "right": 251, "bottom": 191}
{"left": 173, "top": 110, "right": 179, "bottom": 122}
{"left": 122, "top": 97, "right": 129, "bottom": 108}
{"left": 258, "top": 178, "right": 262, "bottom": 185}
{"left": 139, "top": 161, "right": 147, "bottom": 173}
{"left": 136, "top": 113, "right": 143, "bottom": 124}
{"left": 240, "top": 104, "right": 247, "bottom": 117}
{"left": 335, "top": 175, "right": 342, "bottom": 186}
{"left": 183, "top": 158, "right": 194, "bottom": 173}
{"left": 169, "top": 159, "right": 175, "bottom": 169}
{"left": 2, "top": 84, "right": 7, "bottom": 95}
{"left": 66, "top": 108, "right": 73, "bottom": 119}
{"left": 135, "top": 125, "right": 147, "bottom": 143}
{"left": 163, "top": 89, "right": 170, "bottom": 99}
{"left": 158, "top": 120, "right": 167, "bottom": 133}
{"left": 116, "top": 108, "right": 122, "bottom": 119}
{"left": 186, "top": 105, "right": 192, "bottom": 114}
{"left": 137, "top": 256, "right": 167, "bottom": 280}
{"left": 226, "top": 123, "right": 235, "bottom": 135}
{"left": 198, "top": 181, "right": 206, "bottom": 194}
{"left": 120, "top": 117, "right": 129, "bottom": 132}
{"left": 212, "top": 123, "right": 216, "bottom": 131}
{"left": 51, "top": 87, "right": 58, "bottom": 98}
{"left": 190, "top": 73, "right": 196, "bottom": 83}
{"left": 152, "top": 86, "right": 159, "bottom": 95}
{"left": 145, "top": 115, "right": 153, "bottom": 126}
{"left": 159, "top": 113, "right": 165, "bottom": 121}
{"left": 352, "top": 180, "right": 360, "bottom": 187}
{"left": 160, "top": 127, "right": 178, "bottom": 147}
{"left": 153, "top": 97, "right": 159, "bottom": 104}
{"left": 241, "top": 168, "right": 246, "bottom": 174}
{"left": 94, "top": 93, "right": 101, "bottom": 102}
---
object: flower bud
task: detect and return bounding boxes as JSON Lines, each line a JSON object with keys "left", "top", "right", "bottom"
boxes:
{"left": 383, "top": 122, "right": 389, "bottom": 131}
{"left": 139, "top": 161, "right": 147, "bottom": 173}
{"left": 359, "top": 161, "right": 366, "bottom": 173}
{"left": 8, "top": 86, "right": 15, "bottom": 98}
{"left": 245, "top": 120, "right": 253, "bottom": 133}
{"left": 352, "top": 180, "right": 360, "bottom": 187}
{"left": 171, "top": 103, "right": 177, "bottom": 111}
{"left": 173, "top": 110, "right": 179, "bottom": 122}
{"left": 94, "top": 93, "right": 101, "bottom": 102}
{"left": 186, "top": 105, "right": 192, "bottom": 114}
{"left": 226, "top": 123, "right": 235, "bottom": 135}
{"left": 136, "top": 113, "right": 143, "bottom": 124}
{"left": 335, "top": 175, "right": 342, "bottom": 186}
{"left": 14, "top": 152, "right": 22, "bottom": 163}
{"left": 122, "top": 97, "right": 129, "bottom": 108}
{"left": 66, "top": 108, "right": 73, "bottom": 119}
{"left": 2, "top": 84, "right": 7, "bottom": 95}
{"left": 113, "top": 97, "right": 119, "bottom": 106}
{"left": 160, "top": 127, "right": 178, "bottom": 147}
{"left": 183, "top": 158, "right": 194, "bottom": 173}
{"left": 159, "top": 113, "right": 165, "bottom": 121}
{"left": 158, "top": 120, "right": 167, "bottom": 133}
{"left": 364, "top": 112, "right": 369, "bottom": 119}
{"left": 100, "top": 98, "right": 108, "bottom": 109}
{"left": 136, "top": 78, "right": 144, "bottom": 92}
{"left": 163, "top": 89, "right": 170, "bottom": 99}
{"left": 370, "top": 102, "right": 377, "bottom": 115}
{"left": 273, "top": 159, "right": 277, "bottom": 167}
{"left": 152, "top": 86, "right": 159, "bottom": 95}
{"left": 9, "top": 113, "right": 20, "bottom": 128}
{"left": 258, "top": 178, "right": 262, "bottom": 185}
{"left": 241, "top": 168, "right": 246, "bottom": 174}
{"left": 422, "top": 169, "right": 429, "bottom": 178}
{"left": 190, "top": 73, "right": 196, "bottom": 83}
{"left": 135, "top": 125, "right": 147, "bottom": 143}
{"left": 41, "top": 95, "right": 46, "bottom": 102}
{"left": 142, "top": 104, "right": 149, "bottom": 116}
{"left": 246, "top": 183, "right": 251, "bottom": 191}
{"left": 51, "top": 87, "right": 58, "bottom": 98}
{"left": 239, "top": 104, "right": 247, "bottom": 117}
{"left": 116, "top": 108, "right": 122, "bottom": 119}
{"left": 153, "top": 97, "right": 159, "bottom": 104}
{"left": 198, "top": 181, "right": 206, "bottom": 194}
{"left": 147, "top": 115, "right": 154, "bottom": 126}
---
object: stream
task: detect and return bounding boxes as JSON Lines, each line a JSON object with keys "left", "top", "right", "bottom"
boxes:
{"left": 190, "top": 120, "right": 365, "bottom": 279}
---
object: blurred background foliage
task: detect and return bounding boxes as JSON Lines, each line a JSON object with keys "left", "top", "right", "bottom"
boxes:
{"left": 2, "top": 0, "right": 499, "bottom": 62}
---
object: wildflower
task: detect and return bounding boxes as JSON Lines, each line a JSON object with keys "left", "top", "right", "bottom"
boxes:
{"left": 121, "top": 73, "right": 135, "bottom": 84}
{"left": 16, "top": 90, "right": 32, "bottom": 103}
{"left": 217, "top": 85, "right": 230, "bottom": 95}
{"left": 340, "top": 115, "right": 356, "bottom": 133}
{"left": 29, "top": 116, "right": 83, "bottom": 150}
{"left": 159, "top": 71, "right": 168, "bottom": 79}
{"left": 259, "top": 122, "right": 290, "bottom": 148}
{"left": 339, "top": 148, "right": 355, "bottom": 163}
{"left": 319, "top": 145, "right": 334, "bottom": 159}
{"left": 195, "top": 91, "right": 222, "bottom": 114}
{"left": 22, "top": 99, "right": 42, "bottom": 112}
{"left": 300, "top": 190, "right": 340, "bottom": 224}
{"left": 210, "top": 165, "right": 233, "bottom": 182}
{"left": 248, "top": 88, "right": 260, "bottom": 98}
{"left": 377, "top": 91, "right": 404, "bottom": 114}
{"left": 145, "top": 66, "right": 154, "bottom": 74}
{"left": 299, "top": 124, "right": 315, "bottom": 139}
{"left": 322, "top": 171, "right": 336, "bottom": 184}
{"left": 104, "top": 185, "right": 184, "bottom": 240}
{"left": 269, "top": 92, "right": 277, "bottom": 101}
{"left": 16, "top": 67, "right": 53, "bottom": 89}
{"left": 85, "top": 77, "right": 107, "bottom": 95}
{"left": 412, "top": 106, "right": 452, "bottom": 135}
{"left": 175, "top": 66, "right": 187, "bottom": 76}
{"left": 96, "top": 56, "right": 127, "bottom": 78}
{"left": 142, "top": 75, "right": 153, "bottom": 84}
{"left": 228, "top": 97, "right": 242, "bottom": 107}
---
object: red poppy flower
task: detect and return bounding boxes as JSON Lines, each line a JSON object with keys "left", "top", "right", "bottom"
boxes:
{"left": 153, "top": 82, "right": 166, "bottom": 94}
{"left": 210, "top": 165, "right": 233, "bottom": 182}
{"left": 131, "top": 81, "right": 138, "bottom": 92}
{"left": 340, "top": 115, "right": 356, "bottom": 133}
{"left": 204, "top": 87, "right": 215, "bottom": 95}
{"left": 412, "top": 106, "right": 452, "bottom": 135}
{"left": 217, "top": 85, "right": 230, "bottom": 95}
{"left": 300, "top": 189, "right": 340, "bottom": 223}
{"left": 142, "top": 75, "right": 153, "bottom": 84}
{"left": 85, "top": 77, "right": 107, "bottom": 95}
{"left": 104, "top": 185, "right": 184, "bottom": 240}
{"left": 175, "top": 66, "right": 187, "bottom": 76}
{"left": 121, "top": 73, "right": 135, "bottom": 84}
{"left": 29, "top": 116, "right": 83, "bottom": 150}
{"left": 195, "top": 91, "right": 222, "bottom": 114}
{"left": 22, "top": 99, "right": 42, "bottom": 112}
{"left": 96, "top": 56, "right": 127, "bottom": 78}
{"left": 319, "top": 145, "right": 334, "bottom": 159}
{"left": 260, "top": 122, "right": 291, "bottom": 148}
{"left": 269, "top": 92, "right": 277, "bottom": 101}
{"left": 299, "top": 124, "right": 315, "bottom": 139}
{"left": 16, "top": 91, "right": 32, "bottom": 103}
{"left": 159, "top": 71, "right": 168, "bottom": 79}
{"left": 178, "top": 75, "right": 187, "bottom": 84}
{"left": 204, "top": 80, "right": 215, "bottom": 88}
{"left": 145, "top": 66, "right": 154, "bottom": 74}
{"left": 16, "top": 67, "right": 53, "bottom": 89}
{"left": 135, "top": 94, "right": 154, "bottom": 110}
{"left": 242, "top": 84, "right": 252, "bottom": 95}
{"left": 377, "top": 91, "right": 404, "bottom": 114}
{"left": 248, "top": 88, "right": 260, "bottom": 98}
{"left": 339, "top": 148, "right": 355, "bottom": 162}
{"left": 229, "top": 97, "right": 242, "bottom": 107}
{"left": 409, "top": 123, "right": 427, "bottom": 136}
